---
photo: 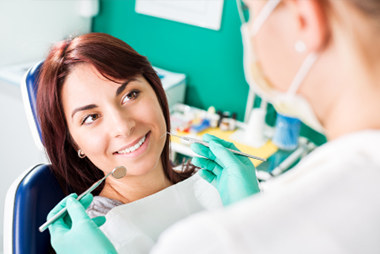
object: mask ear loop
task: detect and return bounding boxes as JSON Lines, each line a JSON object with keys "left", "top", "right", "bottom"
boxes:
{"left": 244, "top": 0, "right": 319, "bottom": 97}
{"left": 236, "top": 0, "right": 247, "bottom": 24}
{"left": 287, "top": 52, "right": 319, "bottom": 96}
{"left": 251, "top": 0, "right": 281, "bottom": 36}
{"left": 239, "top": 0, "right": 281, "bottom": 123}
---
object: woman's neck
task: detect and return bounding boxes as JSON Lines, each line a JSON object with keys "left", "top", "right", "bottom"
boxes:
{"left": 99, "top": 161, "right": 172, "bottom": 204}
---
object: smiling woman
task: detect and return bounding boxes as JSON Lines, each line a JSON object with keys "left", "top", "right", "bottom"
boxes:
{"left": 37, "top": 33, "right": 192, "bottom": 195}
{"left": 37, "top": 33, "right": 223, "bottom": 253}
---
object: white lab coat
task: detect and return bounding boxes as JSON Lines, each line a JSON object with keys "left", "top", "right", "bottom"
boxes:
{"left": 151, "top": 130, "right": 380, "bottom": 254}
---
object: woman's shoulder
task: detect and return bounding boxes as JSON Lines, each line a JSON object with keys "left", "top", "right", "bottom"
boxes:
{"left": 86, "top": 196, "right": 123, "bottom": 218}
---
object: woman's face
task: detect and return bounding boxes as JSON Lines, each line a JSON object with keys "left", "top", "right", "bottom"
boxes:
{"left": 61, "top": 64, "right": 167, "bottom": 177}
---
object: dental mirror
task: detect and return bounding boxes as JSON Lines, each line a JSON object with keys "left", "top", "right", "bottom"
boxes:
{"left": 39, "top": 165, "right": 127, "bottom": 233}
{"left": 111, "top": 165, "right": 127, "bottom": 179}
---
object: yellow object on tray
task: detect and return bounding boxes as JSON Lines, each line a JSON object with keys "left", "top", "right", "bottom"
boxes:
{"left": 170, "top": 128, "right": 278, "bottom": 167}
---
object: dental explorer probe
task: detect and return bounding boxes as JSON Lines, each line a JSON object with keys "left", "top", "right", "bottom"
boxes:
{"left": 167, "top": 133, "right": 266, "bottom": 162}
{"left": 39, "top": 166, "right": 127, "bottom": 233}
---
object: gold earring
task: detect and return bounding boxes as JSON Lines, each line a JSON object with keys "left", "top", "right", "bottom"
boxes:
{"left": 78, "top": 149, "right": 86, "bottom": 159}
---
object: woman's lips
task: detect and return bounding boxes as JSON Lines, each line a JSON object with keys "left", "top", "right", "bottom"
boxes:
{"left": 114, "top": 131, "right": 150, "bottom": 158}
{"left": 116, "top": 135, "right": 146, "bottom": 154}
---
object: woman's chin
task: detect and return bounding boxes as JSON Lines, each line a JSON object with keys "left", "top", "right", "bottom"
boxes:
{"left": 111, "top": 131, "right": 165, "bottom": 178}
{"left": 124, "top": 158, "right": 162, "bottom": 177}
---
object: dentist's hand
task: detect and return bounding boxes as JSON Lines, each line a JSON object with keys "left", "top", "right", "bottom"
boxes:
{"left": 191, "top": 134, "right": 260, "bottom": 206}
{"left": 48, "top": 193, "right": 117, "bottom": 254}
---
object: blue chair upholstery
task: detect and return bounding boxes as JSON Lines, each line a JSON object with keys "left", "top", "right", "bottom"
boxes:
{"left": 21, "top": 61, "right": 44, "bottom": 151}
{"left": 4, "top": 62, "right": 65, "bottom": 254}
{"left": 25, "top": 61, "right": 43, "bottom": 141}
{"left": 10, "top": 164, "right": 64, "bottom": 254}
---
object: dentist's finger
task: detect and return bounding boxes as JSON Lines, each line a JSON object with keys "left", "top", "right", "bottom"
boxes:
{"left": 197, "top": 169, "right": 216, "bottom": 184}
{"left": 47, "top": 193, "right": 78, "bottom": 220}
{"left": 190, "top": 143, "right": 216, "bottom": 160}
{"left": 192, "top": 157, "right": 223, "bottom": 176}
{"left": 202, "top": 134, "right": 239, "bottom": 150}
{"left": 208, "top": 141, "right": 252, "bottom": 174}
{"left": 79, "top": 193, "right": 94, "bottom": 210}
{"left": 92, "top": 216, "right": 106, "bottom": 227}
{"left": 66, "top": 197, "right": 92, "bottom": 227}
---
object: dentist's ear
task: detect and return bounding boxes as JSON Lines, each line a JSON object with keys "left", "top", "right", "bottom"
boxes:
{"left": 285, "top": 0, "right": 330, "bottom": 52}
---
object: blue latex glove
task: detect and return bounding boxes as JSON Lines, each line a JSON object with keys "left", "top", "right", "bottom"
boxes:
{"left": 191, "top": 134, "right": 260, "bottom": 206}
{"left": 48, "top": 193, "right": 117, "bottom": 254}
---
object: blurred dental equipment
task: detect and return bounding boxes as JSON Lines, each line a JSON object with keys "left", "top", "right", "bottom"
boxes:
{"left": 270, "top": 138, "right": 316, "bottom": 177}
{"left": 39, "top": 166, "right": 127, "bottom": 233}
{"left": 167, "top": 132, "right": 266, "bottom": 162}
{"left": 229, "top": 99, "right": 270, "bottom": 149}
{"left": 245, "top": 100, "right": 268, "bottom": 148}
{"left": 272, "top": 113, "right": 302, "bottom": 150}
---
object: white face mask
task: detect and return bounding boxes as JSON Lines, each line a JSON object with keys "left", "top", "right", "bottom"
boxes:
{"left": 240, "top": 0, "right": 325, "bottom": 134}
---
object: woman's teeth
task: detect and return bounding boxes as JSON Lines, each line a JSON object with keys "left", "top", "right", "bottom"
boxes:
{"left": 117, "top": 135, "right": 146, "bottom": 154}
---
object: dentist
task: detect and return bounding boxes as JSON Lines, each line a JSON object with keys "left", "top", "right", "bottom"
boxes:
{"left": 48, "top": 0, "right": 380, "bottom": 253}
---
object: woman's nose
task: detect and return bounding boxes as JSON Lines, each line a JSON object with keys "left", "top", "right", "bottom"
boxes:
{"left": 107, "top": 109, "right": 135, "bottom": 138}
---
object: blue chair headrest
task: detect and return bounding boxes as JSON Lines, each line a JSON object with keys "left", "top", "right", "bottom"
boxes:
{"left": 22, "top": 61, "right": 44, "bottom": 150}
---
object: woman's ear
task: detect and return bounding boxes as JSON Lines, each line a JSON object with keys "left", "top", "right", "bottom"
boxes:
{"left": 285, "top": 0, "right": 330, "bottom": 52}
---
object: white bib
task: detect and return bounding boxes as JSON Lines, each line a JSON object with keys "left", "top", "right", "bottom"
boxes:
{"left": 100, "top": 173, "right": 223, "bottom": 254}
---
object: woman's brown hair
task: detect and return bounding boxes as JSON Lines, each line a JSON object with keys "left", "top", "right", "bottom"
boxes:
{"left": 350, "top": 0, "right": 380, "bottom": 19}
{"left": 37, "top": 33, "right": 195, "bottom": 195}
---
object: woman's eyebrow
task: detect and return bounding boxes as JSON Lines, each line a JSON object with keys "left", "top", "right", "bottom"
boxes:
{"left": 71, "top": 104, "right": 98, "bottom": 119}
{"left": 116, "top": 78, "right": 138, "bottom": 96}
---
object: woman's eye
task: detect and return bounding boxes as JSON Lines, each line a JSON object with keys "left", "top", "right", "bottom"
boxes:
{"left": 82, "top": 114, "right": 99, "bottom": 125}
{"left": 122, "top": 90, "right": 140, "bottom": 104}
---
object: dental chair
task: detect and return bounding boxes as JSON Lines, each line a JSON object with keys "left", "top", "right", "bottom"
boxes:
{"left": 3, "top": 61, "right": 65, "bottom": 254}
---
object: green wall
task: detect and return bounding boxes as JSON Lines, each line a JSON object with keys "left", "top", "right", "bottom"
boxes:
{"left": 93, "top": 0, "right": 326, "bottom": 146}
{"left": 93, "top": 0, "right": 248, "bottom": 120}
